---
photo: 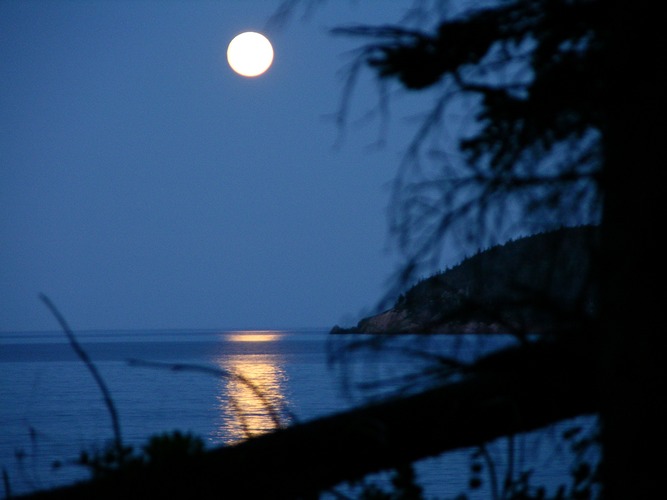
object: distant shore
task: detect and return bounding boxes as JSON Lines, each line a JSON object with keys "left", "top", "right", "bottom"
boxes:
{"left": 330, "top": 319, "right": 520, "bottom": 335}
{"left": 330, "top": 226, "right": 597, "bottom": 336}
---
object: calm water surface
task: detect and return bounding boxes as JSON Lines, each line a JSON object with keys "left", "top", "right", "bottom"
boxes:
{"left": 0, "top": 329, "right": 591, "bottom": 498}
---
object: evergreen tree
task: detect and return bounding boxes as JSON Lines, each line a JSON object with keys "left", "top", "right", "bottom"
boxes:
{"left": 334, "top": 1, "right": 666, "bottom": 497}
{"left": 22, "top": 3, "right": 666, "bottom": 498}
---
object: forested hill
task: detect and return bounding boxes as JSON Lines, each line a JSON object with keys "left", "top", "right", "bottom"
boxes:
{"left": 332, "top": 225, "right": 599, "bottom": 334}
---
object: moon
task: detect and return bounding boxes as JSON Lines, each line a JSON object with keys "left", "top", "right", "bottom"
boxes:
{"left": 227, "top": 32, "right": 274, "bottom": 77}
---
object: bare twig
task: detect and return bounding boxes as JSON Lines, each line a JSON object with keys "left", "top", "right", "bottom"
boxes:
{"left": 126, "top": 359, "right": 296, "bottom": 435}
{"left": 2, "top": 466, "right": 11, "bottom": 500}
{"left": 38, "top": 294, "right": 124, "bottom": 457}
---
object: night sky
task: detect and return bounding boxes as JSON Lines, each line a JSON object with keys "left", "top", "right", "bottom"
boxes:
{"left": 1, "top": 1, "right": 464, "bottom": 332}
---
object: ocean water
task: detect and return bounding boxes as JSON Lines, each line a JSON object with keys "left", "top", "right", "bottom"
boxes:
{"left": 0, "top": 329, "right": 592, "bottom": 498}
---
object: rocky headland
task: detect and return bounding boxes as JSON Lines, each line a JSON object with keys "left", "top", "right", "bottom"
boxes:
{"left": 332, "top": 225, "right": 599, "bottom": 335}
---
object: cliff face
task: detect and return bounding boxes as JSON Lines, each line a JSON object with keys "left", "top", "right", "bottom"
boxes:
{"left": 332, "top": 225, "right": 599, "bottom": 334}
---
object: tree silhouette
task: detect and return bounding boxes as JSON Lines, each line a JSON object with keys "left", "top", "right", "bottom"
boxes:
{"left": 18, "top": 2, "right": 666, "bottom": 498}
{"left": 331, "top": 1, "right": 666, "bottom": 498}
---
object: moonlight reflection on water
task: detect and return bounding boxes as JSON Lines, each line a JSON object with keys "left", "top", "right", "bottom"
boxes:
{"left": 213, "top": 331, "right": 292, "bottom": 444}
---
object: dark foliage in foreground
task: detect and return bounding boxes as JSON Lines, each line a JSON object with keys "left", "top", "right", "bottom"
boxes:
{"left": 15, "top": 0, "right": 667, "bottom": 498}
{"left": 330, "top": 0, "right": 667, "bottom": 498}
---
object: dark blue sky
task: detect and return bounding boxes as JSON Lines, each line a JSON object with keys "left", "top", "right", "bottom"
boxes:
{"left": 1, "top": 1, "right": 466, "bottom": 331}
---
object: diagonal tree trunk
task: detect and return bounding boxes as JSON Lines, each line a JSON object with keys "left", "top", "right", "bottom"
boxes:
{"left": 22, "top": 340, "right": 597, "bottom": 500}
{"left": 598, "top": 2, "right": 667, "bottom": 498}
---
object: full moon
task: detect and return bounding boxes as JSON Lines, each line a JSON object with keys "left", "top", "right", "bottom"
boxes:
{"left": 227, "top": 32, "right": 274, "bottom": 77}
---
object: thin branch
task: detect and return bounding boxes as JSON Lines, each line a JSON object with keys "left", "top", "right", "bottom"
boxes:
{"left": 38, "top": 294, "right": 124, "bottom": 456}
{"left": 2, "top": 467, "right": 11, "bottom": 500}
{"left": 126, "top": 359, "right": 296, "bottom": 434}
{"left": 477, "top": 444, "right": 500, "bottom": 500}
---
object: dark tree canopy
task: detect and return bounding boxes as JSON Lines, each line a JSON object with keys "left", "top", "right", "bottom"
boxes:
{"left": 334, "top": 0, "right": 607, "bottom": 286}
{"left": 333, "top": 1, "right": 667, "bottom": 498}
{"left": 18, "top": 2, "right": 667, "bottom": 498}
